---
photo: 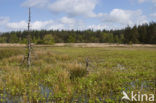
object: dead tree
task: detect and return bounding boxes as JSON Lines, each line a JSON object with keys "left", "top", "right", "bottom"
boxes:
{"left": 20, "top": 8, "right": 33, "bottom": 67}
{"left": 27, "top": 8, "right": 32, "bottom": 68}
{"left": 86, "top": 58, "right": 89, "bottom": 68}
{"left": 85, "top": 57, "right": 89, "bottom": 72}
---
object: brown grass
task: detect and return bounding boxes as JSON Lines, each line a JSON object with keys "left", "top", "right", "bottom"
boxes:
{"left": 0, "top": 43, "right": 156, "bottom": 48}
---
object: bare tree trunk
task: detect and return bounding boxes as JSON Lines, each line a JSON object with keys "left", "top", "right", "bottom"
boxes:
{"left": 27, "top": 8, "right": 31, "bottom": 68}
{"left": 27, "top": 35, "right": 31, "bottom": 67}
{"left": 85, "top": 57, "right": 89, "bottom": 72}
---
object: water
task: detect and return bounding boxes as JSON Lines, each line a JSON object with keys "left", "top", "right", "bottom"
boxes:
{"left": 124, "top": 80, "right": 155, "bottom": 92}
{"left": 0, "top": 88, "right": 23, "bottom": 103}
{"left": 0, "top": 80, "right": 155, "bottom": 103}
{"left": 0, "top": 84, "right": 54, "bottom": 103}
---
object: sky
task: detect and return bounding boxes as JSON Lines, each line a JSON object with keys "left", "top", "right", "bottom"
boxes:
{"left": 0, "top": 0, "right": 156, "bottom": 32}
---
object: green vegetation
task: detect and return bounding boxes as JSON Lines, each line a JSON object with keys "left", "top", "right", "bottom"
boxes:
{"left": 0, "top": 48, "right": 24, "bottom": 60}
{"left": 36, "top": 34, "right": 55, "bottom": 45}
{"left": 0, "top": 46, "right": 155, "bottom": 102}
{"left": 0, "top": 22, "right": 156, "bottom": 44}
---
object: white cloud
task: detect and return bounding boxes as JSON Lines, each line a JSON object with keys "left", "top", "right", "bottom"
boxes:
{"left": 60, "top": 17, "right": 75, "bottom": 24}
{"left": 6, "top": 16, "right": 77, "bottom": 31}
{"left": 0, "top": 17, "right": 10, "bottom": 32}
{"left": 2, "top": 18, "right": 108, "bottom": 31}
{"left": 7, "top": 21, "right": 27, "bottom": 30}
{"left": 4, "top": 17, "right": 78, "bottom": 31}
{"left": 31, "top": 20, "right": 53, "bottom": 30}
{"left": 138, "top": 0, "right": 147, "bottom": 3}
{"left": 6, "top": 20, "right": 54, "bottom": 30}
{"left": 152, "top": 0, "right": 156, "bottom": 6}
{"left": 87, "top": 24, "right": 110, "bottom": 30}
{"left": 138, "top": 0, "right": 156, "bottom": 5}
{"left": 48, "top": 0, "right": 97, "bottom": 17}
{"left": 22, "top": 0, "right": 49, "bottom": 7}
{"left": 0, "top": 17, "right": 10, "bottom": 25}
{"left": 0, "top": 8, "right": 148, "bottom": 32}
{"left": 99, "top": 9, "right": 147, "bottom": 26}
{"left": 152, "top": 0, "right": 156, "bottom": 2}
{"left": 137, "top": 0, "right": 156, "bottom": 8}
{"left": 0, "top": 7, "right": 149, "bottom": 32}
{"left": 22, "top": 0, "right": 98, "bottom": 17}
{"left": 150, "top": 13, "right": 156, "bottom": 17}
{"left": 48, "top": 24, "right": 65, "bottom": 30}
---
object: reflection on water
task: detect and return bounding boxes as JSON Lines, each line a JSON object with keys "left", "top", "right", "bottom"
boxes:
{"left": 124, "top": 80, "right": 155, "bottom": 92}
{"left": 0, "top": 80, "right": 155, "bottom": 103}
{"left": 0, "top": 88, "right": 23, "bottom": 103}
{"left": 39, "top": 84, "right": 53, "bottom": 99}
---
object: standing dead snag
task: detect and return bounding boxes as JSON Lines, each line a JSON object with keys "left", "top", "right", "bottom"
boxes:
{"left": 86, "top": 58, "right": 89, "bottom": 68}
{"left": 27, "top": 8, "right": 32, "bottom": 68}
{"left": 85, "top": 57, "right": 89, "bottom": 72}
{"left": 20, "top": 8, "right": 33, "bottom": 67}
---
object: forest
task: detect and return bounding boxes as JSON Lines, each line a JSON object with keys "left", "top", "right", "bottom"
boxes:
{"left": 0, "top": 22, "right": 155, "bottom": 44}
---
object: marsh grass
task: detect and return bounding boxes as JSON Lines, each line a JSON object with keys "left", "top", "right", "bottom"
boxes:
{"left": 0, "top": 48, "right": 24, "bottom": 60}
{"left": 0, "top": 46, "right": 155, "bottom": 102}
{"left": 67, "top": 62, "right": 88, "bottom": 80}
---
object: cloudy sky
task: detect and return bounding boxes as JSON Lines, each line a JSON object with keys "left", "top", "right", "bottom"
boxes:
{"left": 0, "top": 0, "right": 155, "bottom": 32}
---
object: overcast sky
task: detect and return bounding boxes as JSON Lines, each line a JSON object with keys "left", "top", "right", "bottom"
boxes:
{"left": 0, "top": 0, "right": 156, "bottom": 32}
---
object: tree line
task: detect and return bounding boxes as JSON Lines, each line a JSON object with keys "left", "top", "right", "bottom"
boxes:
{"left": 0, "top": 22, "right": 155, "bottom": 44}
